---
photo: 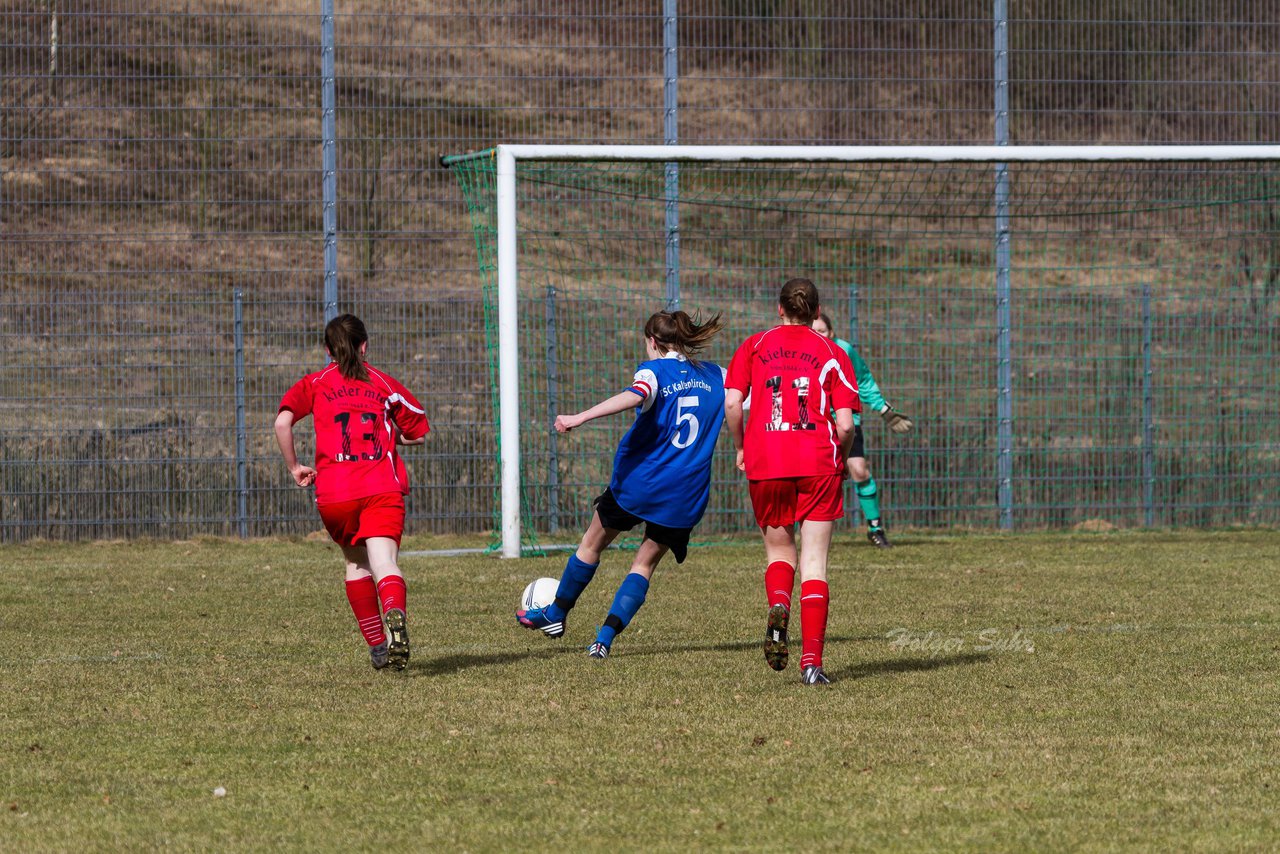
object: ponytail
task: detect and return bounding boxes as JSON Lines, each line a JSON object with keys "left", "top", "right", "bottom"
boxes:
{"left": 644, "top": 310, "right": 723, "bottom": 366}
{"left": 324, "top": 314, "right": 370, "bottom": 383}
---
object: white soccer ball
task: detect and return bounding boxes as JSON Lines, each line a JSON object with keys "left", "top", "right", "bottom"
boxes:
{"left": 520, "top": 577, "right": 558, "bottom": 612}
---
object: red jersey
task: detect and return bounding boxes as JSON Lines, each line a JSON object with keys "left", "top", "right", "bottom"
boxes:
{"left": 725, "top": 325, "right": 860, "bottom": 480}
{"left": 278, "top": 363, "right": 429, "bottom": 505}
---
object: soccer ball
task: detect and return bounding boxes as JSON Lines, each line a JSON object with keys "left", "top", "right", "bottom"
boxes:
{"left": 520, "top": 577, "right": 558, "bottom": 612}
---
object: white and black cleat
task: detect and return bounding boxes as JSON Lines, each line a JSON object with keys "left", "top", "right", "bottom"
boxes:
{"left": 801, "top": 665, "right": 831, "bottom": 685}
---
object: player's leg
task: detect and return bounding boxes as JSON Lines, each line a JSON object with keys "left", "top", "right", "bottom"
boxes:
{"left": 589, "top": 519, "right": 691, "bottom": 659}
{"left": 752, "top": 478, "right": 801, "bottom": 673}
{"left": 365, "top": 535, "right": 410, "bottom": 670}
{"left": 849, "top": 427, "right": 890, "bottom": 548}
{"left": 798, "top": 521, "right": 835, "bottom": 679}
{"left": 518, "top": 494, "right": 627, "bottom": 636}
{"left": 339, "top": 542, "right": 390, "bottom": 669}
{"left": 352, "top": 494, "right": 410, "bottom": 670}
{"left": 851, "top": 460, "right": 889, "bottom": 547}
{"left": 320, "top": 497, "right": 390, "bottom": 668}
{"left": 796, "top": 475, "right": 840, "bottom": 685}
{"left": 588, "top": 537, "right": 668, "bottom": 660}
{"left": 761, "top": 524, "right": 798, "bottom": 672}
{"left": 544, "top": 511, "right": 620, "bottom": 625}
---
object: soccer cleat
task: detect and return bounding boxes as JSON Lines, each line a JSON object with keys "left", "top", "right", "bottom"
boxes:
{"left": 516, "top": 605, "right": 565, "bottom": 638}
{"left": 867, "top": 527, "right": 892, "bottom": 549}
{"left": 369, "top": 641, "right": 390, "bottom": 670}
{"left": 587, "top": 641, "right": 610, "bottom": 660}
{"left": 801, "top": 665, "right": 832, "bottom": 685}
{"left": 764, "top": 604, "right": 790, "bottom": 672}
{"left": 384, "top": 608, "right": 410, "bottom": 671}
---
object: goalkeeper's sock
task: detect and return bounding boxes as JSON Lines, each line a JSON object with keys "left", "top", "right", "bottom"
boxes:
{"left": 595, "top": 572, "right": 649, "bottom": 648}
{"left": 856, "top": 478, "right": 883, "bottom": 530}
{"left": 546, "top": 554, "right": 598, "bottom": 622}
{"left": 345, "top": 577, "right": 387, "bottom": 647}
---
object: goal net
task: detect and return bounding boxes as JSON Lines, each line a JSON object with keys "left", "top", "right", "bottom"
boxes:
{"left": 445, "top": 146, "right": 1280, "bottom": 557}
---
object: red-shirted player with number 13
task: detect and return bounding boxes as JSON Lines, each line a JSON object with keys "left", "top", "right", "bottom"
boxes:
{"left": 725, "top": 278, "right": 859, "bottom": 686}
{"left": 274, "top": 314, "right": 429, "bottom": 671}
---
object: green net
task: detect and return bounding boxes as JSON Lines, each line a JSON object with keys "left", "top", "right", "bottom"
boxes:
{"left": 446, "top": 151, "right": 1280, "bottom": 544}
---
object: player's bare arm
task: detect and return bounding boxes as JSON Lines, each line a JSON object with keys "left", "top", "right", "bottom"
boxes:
{"left": 724, "top": 388, "right": 746, "bottom": 471}
{"left": 273, "top": 409, "right": 317, "bottom": 487}
{"left": 555, "top": 389, "right": 646, "bottom": 433}
{"left": 834, "top": 406, "right": 855, "bottom": 459}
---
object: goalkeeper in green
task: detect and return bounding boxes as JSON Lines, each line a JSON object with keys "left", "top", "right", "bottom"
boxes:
{"left": 812, "top": 312, "right": 913, "bottom": 548}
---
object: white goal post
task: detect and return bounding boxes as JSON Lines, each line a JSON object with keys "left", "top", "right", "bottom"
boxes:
{"left": 487, "top": 144, "right": 1280, "bottom": 558}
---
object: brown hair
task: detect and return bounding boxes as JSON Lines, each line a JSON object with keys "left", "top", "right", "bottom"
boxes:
{"left": 325, "top": 313, "right": 370, "bottom": 383}
{"left": 779, "top": 277, "right": 820, "bottom": 323}
{"left": 644, "top": 310, "right": 723, "bottom": 366}
{"left": 815, "top": 311, "right": 835, "bottom": 333}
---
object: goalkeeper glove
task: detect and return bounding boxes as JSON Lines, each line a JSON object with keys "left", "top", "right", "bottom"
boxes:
{"left": 879, "top": 404, "right": 914, "bottom": 434}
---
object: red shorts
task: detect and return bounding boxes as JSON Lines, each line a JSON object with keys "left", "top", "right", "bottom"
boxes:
{"left": 748, "top": 475, "right": 844, "bottom": 528}
{"left": 317, "top": 492, "right": 406, "bottom": 547}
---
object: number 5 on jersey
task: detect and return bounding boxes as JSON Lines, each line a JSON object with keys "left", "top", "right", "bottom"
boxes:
{"left": 672, "top": 395, "right": 700, "bottom": 448}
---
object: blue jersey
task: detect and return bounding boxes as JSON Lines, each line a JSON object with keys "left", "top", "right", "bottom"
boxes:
{"left": 609, "top": 354, "right": 726, "bottom": 528}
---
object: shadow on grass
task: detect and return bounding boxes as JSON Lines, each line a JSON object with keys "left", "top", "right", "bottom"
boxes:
{"left": 831, "top": 651, "right": 992, "bottom": 681}
{"left": 407, "top": 639, "right": 992, "bottom": 679}
{"left": 619, "top": 633, "right": 889, "bottom": 660}
{"left": 406, "top": 633, "right": 884, "bottom": 676}
{"left": 408, "top": 644, "right": 577, "bottom": 677}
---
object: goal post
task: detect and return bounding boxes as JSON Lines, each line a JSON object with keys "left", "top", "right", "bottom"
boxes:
{"left": 445, "top": 145, "right": 1280, "bottom": 558}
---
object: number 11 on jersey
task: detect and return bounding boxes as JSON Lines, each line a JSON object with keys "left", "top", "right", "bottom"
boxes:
{"left": 763, "top": 375, "right": 816, "bottom": 432}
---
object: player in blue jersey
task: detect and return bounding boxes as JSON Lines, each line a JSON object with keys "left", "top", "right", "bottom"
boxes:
{"left": 516, "top": 310, "right": 726, "bottom": 659}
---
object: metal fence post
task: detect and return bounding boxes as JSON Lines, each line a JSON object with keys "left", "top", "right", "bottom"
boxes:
{"left": 321, "top": 0, "right": 339, "bottom": 324}
{"left": 994, "top": 0, "right": 1013, "bottom": 529}
{"left": 847, "top": 279, "right": 859, "bottom": 349}
{"left": 234, "top": 289, "right": 248, "bottom": 538}
{"left": 1142, "top": 280, "right": 1155, "bottom": 526}
{"left": 663, "top": 0, "right": 680, "bottom": 311}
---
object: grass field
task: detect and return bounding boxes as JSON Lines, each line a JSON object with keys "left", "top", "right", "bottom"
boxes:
{"left": 2, "top": 530, "right": 1277, "bottom": 851}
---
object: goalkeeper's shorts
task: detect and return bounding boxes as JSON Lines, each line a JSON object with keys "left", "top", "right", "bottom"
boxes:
{"left": 850, "top": 425, "right": 865, "bottom": 458}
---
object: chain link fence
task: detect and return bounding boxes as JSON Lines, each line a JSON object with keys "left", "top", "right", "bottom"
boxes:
{"left": 2, "top": 2, "right": 1278, "bottom": 540}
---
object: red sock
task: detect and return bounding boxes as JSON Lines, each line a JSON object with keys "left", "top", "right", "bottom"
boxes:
{"left": 345, "top": 577, "right": 386, "bottom": 647}
{"left": 376, "top": 573, "right": 407, "bottom": 615}
{"left": 765, "top": 561, "right": 796, "bottom": 612}
{"left": 799, "top": 579, "right": 830, "bottom": 670}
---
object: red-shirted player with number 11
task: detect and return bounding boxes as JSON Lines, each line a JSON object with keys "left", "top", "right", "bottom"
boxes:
{"left": 725, "top": 278, "right": 859, "bottom": 686}
{"left": 274, "top": 314, "right": 429, "bottom": 671}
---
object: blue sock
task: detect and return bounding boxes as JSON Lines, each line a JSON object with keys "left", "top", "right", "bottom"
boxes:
{"left": 595, "top": 572, "right": 650, "bottom": 648}
{"left": 545, "top": 554, "right": 598, "bottom": 622}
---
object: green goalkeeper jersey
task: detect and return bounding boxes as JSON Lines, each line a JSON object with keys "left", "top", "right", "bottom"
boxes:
{"left": 833, "top": 337, "right": 886, "bottom": 426}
